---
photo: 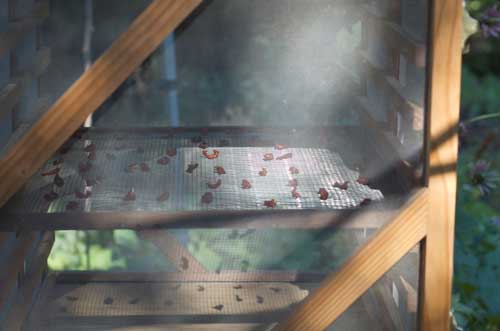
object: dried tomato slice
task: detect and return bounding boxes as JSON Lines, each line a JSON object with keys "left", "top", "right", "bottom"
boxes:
{"left": 258, "top": 168, "right": 268, "bottom": 176}
{"left": 264, "top": 199, "right": 277, "bottom": 208}
{"left": 241, "top": 179, "right": 252, "bottom": 189}
{"left": 41, "top": 168, "right": 60, "bottom": 177}
{"left": 44, "top": 191, "right": 59, "bottom": 202}
{"left": 357, "top": 176, "right": 369, "bottom": 185}
{"left": 140, "top": 162, "right": 150, "bottom": 172}
{"left": 214, "top": 166, "right": 226, "bottom": 175}
{"left": 166, "top": 148, "right": 177, "bottom": 157}
{"left": 157, "top": 192, "right": 170, "bottom": 202}
{"left": 274, "top": 144, "right": 287, "bottom": 150}
{"left": 289, "top": 166, "right": 299, "bottom": 175}
{"left": 202, "top": 149, "right": 220, "bottom": 160}
{"left": 157, "top": 156, "right": 170, "bottom": 165}
{"left": 263, "top": 153, "right": 274, "bottom": 161}
{"left": 123, "top": 190, "right": 136, "bottom": 201}
{"left": 201, "top": 192, "right": 213, "bottom": 204}
{"left": 318, "top": 188, "right": 329, "bottom": 200}
{"left": 208, "top": 179, "right": 222, "bottom": 189}
{"left": 291, "top": 189, "right": 301, "bottom": 199}
{"left": 333, "top": 181, "right": 349, "bottom": 190}
{"left": 277, "top": 153, "right": 292, "bottom": 160}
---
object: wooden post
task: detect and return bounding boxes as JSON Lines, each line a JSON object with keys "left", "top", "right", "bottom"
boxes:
{"left": 420, "top": 0, "right": 462, "bottom": 330}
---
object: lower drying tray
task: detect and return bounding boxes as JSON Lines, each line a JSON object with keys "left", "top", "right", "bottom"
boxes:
{"left": 0, "top": 127, "right": 387, "bottom": 230}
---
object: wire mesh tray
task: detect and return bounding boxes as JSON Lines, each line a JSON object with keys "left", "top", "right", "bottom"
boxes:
{"left": 2, "top": 128, "right": 382, "bottom": 216}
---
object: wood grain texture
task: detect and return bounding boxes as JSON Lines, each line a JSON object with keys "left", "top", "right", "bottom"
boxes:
{"left": 1, "top": 232, "right": 54, "bottom": 331}
{"left": 0, "top": 0, "right": 202, "bottom": 209}
{"left": 271, "top": 191, "right": 428, "bottom": 331}
{"left": 421, "top": 0, "right": 462, "bottom": 330}
{"left": 0, "top": 0, "right": 49, "bottom": 57}
{"left": 0, "top": 232, "right": 39, "bottom": 310}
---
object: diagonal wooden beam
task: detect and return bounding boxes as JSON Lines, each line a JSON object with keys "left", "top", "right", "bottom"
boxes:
{"left": 0, "top": 0, "right": 202, "bottom": 208}
{"left": 271, "top": 191, "right": 428, "bottom": 331}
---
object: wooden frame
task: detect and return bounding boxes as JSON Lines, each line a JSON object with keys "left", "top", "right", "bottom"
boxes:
{"left": 0, "top": 0, "right": 462, "bottom": 330}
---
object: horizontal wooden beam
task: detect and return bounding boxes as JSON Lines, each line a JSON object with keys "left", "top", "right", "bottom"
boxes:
{"left": 54, "top": 270, "right": 325, "bottom": 284}
{"left": 0, "top": 206, "right": 394, "bottom": 231}
{"left": 272, "top": 190, "right": 427, "bottom": 331}
{"left": 0, "top": 0, "right": 203, "bottom": 209}
{"left": 0, "top": 0, "right": 50, "bottom": 57}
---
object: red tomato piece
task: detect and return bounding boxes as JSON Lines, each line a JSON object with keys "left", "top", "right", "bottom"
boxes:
{"left": 157, "top": 156, "right": 170, "bottom": 165}
{"left": 208, "top": 179, "right": 222, "bottom": 189}
{"left": 289, "top": 166, "right": 299, "bottom": 175}
{"left": 166, "top": 148, "right": 177, "bottom": 157}
{"left": 277, "top": 153, "right": 293, "bottom": 160}
{"left": 318, "top": 188, "right": 329, "bottom": 200}
{"left": 333, "top": 181, "right": 349, "bottom": 190}
{"left": 360, "top": 198, "right": 372, "bottom": 206}
{"left": 357, "top": 176, "right": 369, "bottom": 185}
{"left": 263, "top": 153, "right": 274, "bottom": 161}
{"left": 78, "top": 161, "right": 92, "bottom": 174}
{"left": 123, "top": 190, "right": 136, "bottom": 201}
{"left": 140, "top": 162, "right": 150, "bottom": 172}
{"left": 157, "top": 192, "right": 170, "bottom": 202}
{"left": 241, "top": 179, "right": 252, "bottom": 189}
{"left": 66, "top": 201, "right": 79, "bottom": 211}
{"left": 41, "top": 167, "right": 60, "bottom": 177}
{"left": 258, "top": 168, "right": 268, "bottom": 176}
{"left": 44, "top": 191, "right": 59, "bottom": 202}
{"left": 201, "top": 192, "right": 213, "bottom": 204}
{"left": 202, "top": 149, "right": 220, "bottom": 159}
{"left": 214, "top": 166, "right": 226, "bottom": 175}
{"left": 84, "top": 143, "right": 96, "bottom": 153}
{"left": 264, "top": 199, "right": 277, "bottom": 208}
{"left": 75, "top": 189, "right": 91, "bottom": 199}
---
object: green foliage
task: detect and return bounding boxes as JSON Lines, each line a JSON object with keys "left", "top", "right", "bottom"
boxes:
{"left": 48, "top": 230, "right": 175, "bottom": 271}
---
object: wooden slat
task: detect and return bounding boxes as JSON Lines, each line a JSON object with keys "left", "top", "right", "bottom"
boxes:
{"left": 271, "top": 190, "right": 427, "bottom": 331}
{"left": 0, "top": 0, "right": 202, "bottom": 209}
{"left": 1, "top": 232, "right": 54, "bottom": 331}
{"left": 0, "top": 0, "right": 49, "bottom": 57}
{"left": 26, "top": 280, "right": 307, "bottom": 330}
{"left": 0, "top": 83, "right": 23, "bottom": 122}
{"left": 28, "top": 323, "right": 272, "bottom": 331}
{"left": 361, "top": 52, "right": 424, "bottom": 132}
{"left": 0, "top": 232, "right": 40, "bottom": 310}
{"left": 421, "top": 0, "right": 462, "bottom": 330}
{"left": 138, "top": 230, "right": 207, "bottom": 273}
{"left": 0, "top": 206, "right": 396, "bottom": 231}
{"left": 363, "top": 4, "right": 426, "bottom": 67}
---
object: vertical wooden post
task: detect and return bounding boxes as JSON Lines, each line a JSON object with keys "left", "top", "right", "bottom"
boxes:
{"left": 420, "top": 0, "right": 462, "bottom": 330}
